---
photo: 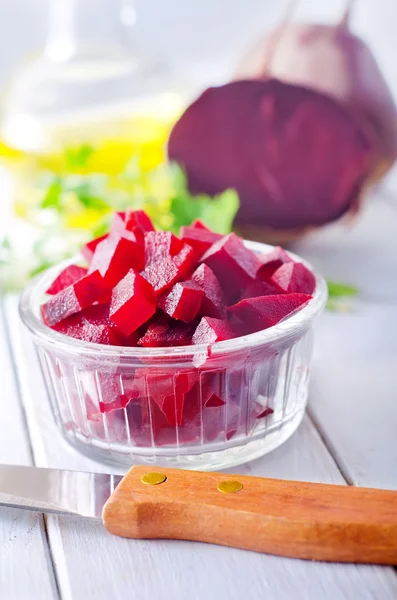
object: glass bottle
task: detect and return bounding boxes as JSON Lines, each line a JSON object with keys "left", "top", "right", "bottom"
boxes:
{"left": 0, "top": 0, "right": 188, "bottom": 286}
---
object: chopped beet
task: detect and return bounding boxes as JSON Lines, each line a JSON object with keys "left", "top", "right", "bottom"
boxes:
{"left": 191, "top": 264, "right": 226, "bottom": 318}
{"left": 180, "top": 225, "right": 222, "bottom": 256}
{"left": 109, "top": 270, "right": 156, "bottom": 336}
{"left": 143, "top": 371, "right": 197, "bottom": 426}
{"left": 81, "top": 234, "right": 108, "bottom": 264}
{"left": 111, "top": 209, "right": 155, "bottom": 241}
{"left": 168, "top": 79, "right": 373, "bottom": 231}
{"left": 158, "top": 281, "right": 204, "bottom": 322}
{"left": 257, "top": 246, "right": 293, "bottom": 280}
{"left": 74, "top": 270, "right": 110, "bottom": 306}
{"left": 125, "top": 209, "right": 155, "bottom": 233}
{"left": 138, "top": 317, "right": 196, "bottom": 347}
{"left": 229, "top": 293, "right": 312, "bottom": 334}
{"left": 205, "top": 394, "right": 225, "bottom": 407}
{"left": 192, "top": 316, "right": 237, "bottom": 345}
{"left": 110, "top": 211, "right": 128, "bottom": 234}
{"left": 142, "top": 257, "right": 180, "bottom": 295}
{"left": 41, "top": 270, "right": 109, "bottom": 326}
{"left": 271, "top": 262, "right": 316, "bottom": 295}
{"left": 46, "top": 265, "right": 88, "bottom": 295}
{"left": 145, "top": 230, "right": 182, "bottom": 264}
{"left": 256, "top": 407, "right": 274, "bottom": 419}
{"left": 201, "top": 233, "right": 261, "bottom": 301}
{"left": 191, "top": 219, "right": 209, "bottom": 230}
{"left": 89, "top": 233, "right": 145, "bottom": 287}
{"left": 172, "top": 243, "right": 196, "bottom": 277}
{"left": 54, "top": 305, "right": 120, "bottom": 345}
{"left": 240, "top": 279, "right": 282, "bottom": 300}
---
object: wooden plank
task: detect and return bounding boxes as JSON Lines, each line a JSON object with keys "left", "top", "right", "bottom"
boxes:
{"left": 5, "top": 295, "right": 397, "bottom": 600}
{"left": 0, "top": 299, "right": 57, "bottom": 600}
{"left": 309, "top": 301, "right": 397, "bottom": 490}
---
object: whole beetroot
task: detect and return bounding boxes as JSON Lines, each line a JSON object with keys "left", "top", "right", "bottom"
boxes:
{"left": 168, "top": 79, "right": 374, "bottom": 239}
{"left": 235, "top": 0, "right": 397, "bottom": 181}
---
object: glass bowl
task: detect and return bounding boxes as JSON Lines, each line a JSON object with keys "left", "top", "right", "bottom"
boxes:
{"left": 19, "top": 241, "right": 327, "bottom": 471}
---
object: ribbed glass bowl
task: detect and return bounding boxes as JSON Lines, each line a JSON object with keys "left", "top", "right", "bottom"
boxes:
{"left": 19, "top": 241, "right": 327, "bottom": 470}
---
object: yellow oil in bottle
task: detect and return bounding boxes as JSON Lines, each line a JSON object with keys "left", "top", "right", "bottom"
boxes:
{"left": 0, "top": 93, "right": 183, "bottom": 230}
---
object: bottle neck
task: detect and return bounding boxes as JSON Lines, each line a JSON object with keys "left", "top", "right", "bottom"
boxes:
{"left": 44, "top": 0, "right": 136, "bottom": 62}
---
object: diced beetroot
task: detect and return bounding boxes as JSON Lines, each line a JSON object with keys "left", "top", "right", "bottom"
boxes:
{"left": 110, "top": 211, "right": 128, "bottom": 235}
{"left": 111, "top": 210, "right": 155, "bottom": 240}
{"left": 172, "top": 243, "right": 196, "bottom": 277}
{"left": 229, "top": 293, "right": 312, "bottom": 334}
{"left": 271, "top": 262, "right": 316, "bottom": 295}
{"left": 74, "top": 270, "right": 110, "bottom": 306}
{"left": 46, "top": 265, "right": 88, "bottom": 295}
{"left": 158, "top": 281, "right": 203, "bottom": 322}
{"left": 256, "top": 407, "right": 274, "bottom": 419}
{"left": 145, "top": 230, "right": 182, "bottom": 264}
{"left": 180, "top": 225, "right": 222, "bottom": 257}
{"left": 240, "top": 279, "right": 282, "bottom": 300}
{"left": 125, "top": 210, "right": 155, "bottom": 234}
{"left": 41, "top": 270, "right": 109, "bottom": 326}
{"left": 141, "top": 257, "right": 180, "bottom": 295}
{"left": 110, "top": 270, "right": 156, "bottom": 336}
{"left": 191, "top": 219, "right": 210, "bottom": 230}
{"left": 192, "top": 316, "right": 237, "bottom": 344}
{"left": 257, "top": 246, "right": 293, "bottom": 280}
{"left": 201, "top": 233, "right": 261, "bottom": 301}
{"left": 89, "top": 233, "right": 145, "bottom": 287}
{"left": 53, "top": 304, "right": 120, "bottom": 345}
{"left": 143, "top": 371, "right": 197, "bottom": 426}
{"left": 81, "top": 234, "right": 108, "bottom": 264}
{"left": 191, "top": 264, "right": 226, "bottom": 318}
{"left": 205, "top": 394, "right": 225, "bottom": 407}
{"left": 138, "top": 317, "right": 196, "bottom": 347}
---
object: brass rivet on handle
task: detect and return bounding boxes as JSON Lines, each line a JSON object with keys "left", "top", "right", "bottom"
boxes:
{"left": 141, "top": 472, "right": 167, "bottom": 486}
{"left": 217, "top": 480, "right": 243, "bottom": 494}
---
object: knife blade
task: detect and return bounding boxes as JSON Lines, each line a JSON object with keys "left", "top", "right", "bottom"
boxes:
{"left": 1, "top": 463, "right": 397, "bottom": 565}
{"left": 0, "top": 464, "right": 121, "bottom": 518}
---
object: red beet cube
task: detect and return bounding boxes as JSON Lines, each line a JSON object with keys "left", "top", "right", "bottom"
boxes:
{"left": 229, "top": 293, "right": 312, "bottom": 334}
{"left": 144, "top": 230, "right": 182, "bottom": 264}
{"left": 191, "top": 264, "right": 226, "bottom": 318}
{"left": 142, "top": 257, "right": 180, "bottom": 295}
{"left": 81, "top": 234, "right": 108, "bottom": 264}
{"left": 192, "top": 316, "right": 236, "bottom": 344}
{"left": 138, "top": 317, "right": 195, "bottom": 347}
{"left": 172, "top": 243, "right": 197, "bottom": 277}
{"left": 201, "top": 233, "right": 261, "bottom": 300}
{"left": 257, "top": 246, "right": 293, "bottom": 280}
{"left": 125, "top": 210, "right": 155, "bottom": 233}
{"left": 109, "top": 270, "right": 156, "bottom": 336}
{"left": 46, "top": 265, "right": 88, "bottom": 295}
{"left": 158, "top": 281, "right": 203, "bottom": 322}
{"left": 53, "top": 304, "right": 120, "bottom": 345}
{"left": 271, "top": 262, "right": 316, "bottom": 295}
{"left": 41, "top": 270, "right": 109, "bottom": 326}
{"left": 191, "top": 219, "right": 209, "bottom": 230}
{"left": 89, "top": 233, "right": 145, "bottom": 287}
{"left": 74, "top": 269, "right": 110, "bottom": 306}
{"left": 239, "top": 279, "right": 282, "bottom": 300}
{"left": 111, "top": 209, "right": 155, "bottom": 239}
{"left": 180, "top": 224, "right": 222, "bottom": 256}
{"left": 144, "top": 371, "right": 197, "bottom": 426}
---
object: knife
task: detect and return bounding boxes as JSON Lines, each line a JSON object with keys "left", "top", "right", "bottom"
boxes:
{"left": 1, "top": 464, "right": 396, "bottom": 564}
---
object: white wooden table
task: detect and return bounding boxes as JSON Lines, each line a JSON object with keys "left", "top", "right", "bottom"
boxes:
{"left": 0, "top": 197, "right": 396, "bottom": 599}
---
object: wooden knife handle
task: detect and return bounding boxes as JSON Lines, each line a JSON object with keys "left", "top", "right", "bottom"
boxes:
{"left": 102, "top": 466, "right": 397, "bottom": 564}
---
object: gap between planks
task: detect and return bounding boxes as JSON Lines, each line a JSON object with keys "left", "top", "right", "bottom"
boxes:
{"left": 0, "top": 296, "right": 62, "bottom": 600}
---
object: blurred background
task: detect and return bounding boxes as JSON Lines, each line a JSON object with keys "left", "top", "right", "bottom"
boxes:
{"left": 0, "top": 0, "right": 396, "bottom": 290}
